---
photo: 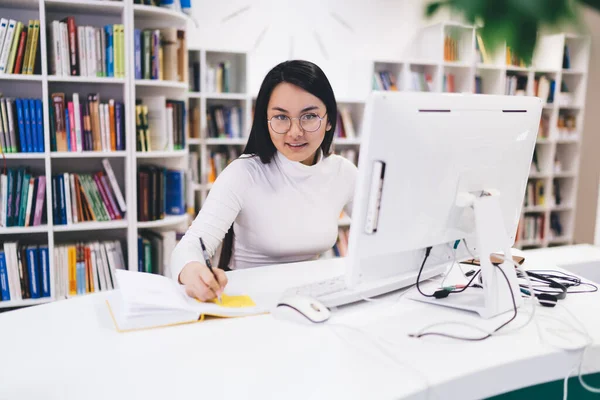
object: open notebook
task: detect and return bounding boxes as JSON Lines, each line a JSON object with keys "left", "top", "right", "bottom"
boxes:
{"left": 106, "top": 270, "right": 268, "bottom": 332}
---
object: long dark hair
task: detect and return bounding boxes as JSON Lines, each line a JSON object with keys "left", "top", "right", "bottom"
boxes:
{"left": 217, "top": 60, "right": 338, "bottom": 270}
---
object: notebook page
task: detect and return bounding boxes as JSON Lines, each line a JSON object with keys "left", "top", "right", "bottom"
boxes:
{"left": 115, "top": 269, "right": 192, "bottom": 318}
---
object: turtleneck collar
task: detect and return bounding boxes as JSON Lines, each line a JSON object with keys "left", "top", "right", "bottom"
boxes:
{"left": 275, "top": 148, "right": 324, "bottom": 178}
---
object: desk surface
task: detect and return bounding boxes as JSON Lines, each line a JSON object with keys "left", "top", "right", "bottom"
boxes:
{"left": 1, "top": 248, "right": 599, "bottom": 400}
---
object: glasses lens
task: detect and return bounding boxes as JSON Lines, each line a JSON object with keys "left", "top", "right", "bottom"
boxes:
{"left": 270, "top": 116, "right": 291, "bottom": 134}
{"left": 300, "top": 113, "right": 321, "bottom": 132}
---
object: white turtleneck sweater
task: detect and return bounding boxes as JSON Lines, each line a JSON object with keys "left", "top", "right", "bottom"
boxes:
{"left": 169, "top": 150, "right": 357, "bottom": 280}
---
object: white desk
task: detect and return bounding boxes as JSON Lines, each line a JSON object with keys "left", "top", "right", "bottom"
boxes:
{"left": 0, "top": 251, "right": 599, "bottom": 400}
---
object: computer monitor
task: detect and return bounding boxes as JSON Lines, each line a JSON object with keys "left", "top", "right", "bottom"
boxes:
{"left": 323, "top": 91, "right": 542, "bottom": 318}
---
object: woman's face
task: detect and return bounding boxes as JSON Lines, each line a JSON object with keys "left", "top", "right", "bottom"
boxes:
{"left": 267, "top": 82, "right": 331, "bottom": 166}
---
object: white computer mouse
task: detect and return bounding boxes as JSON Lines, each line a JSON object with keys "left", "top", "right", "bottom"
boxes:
{"left": 272, "top": 294, "right": 331, "bottom": 325}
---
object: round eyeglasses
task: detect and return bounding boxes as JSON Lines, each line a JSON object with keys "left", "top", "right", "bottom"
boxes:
{"left": 267, "top": 112, "right": 328, "bottom": 134}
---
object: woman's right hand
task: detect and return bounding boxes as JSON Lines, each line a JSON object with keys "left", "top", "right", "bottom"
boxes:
{"left": 178, "top": 261, "right": 228, "bottom": 302}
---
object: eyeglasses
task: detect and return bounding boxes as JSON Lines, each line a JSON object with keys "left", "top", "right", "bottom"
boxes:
{"left": 267, "top": 112, "right": 328, "bottom": 134}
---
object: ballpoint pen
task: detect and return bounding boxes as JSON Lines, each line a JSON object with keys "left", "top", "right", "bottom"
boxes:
{"left": 199, "top": 237, "right": 222, "bottom": 303}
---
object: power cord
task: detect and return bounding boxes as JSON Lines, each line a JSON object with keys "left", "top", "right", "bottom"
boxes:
{"left": 416, "top": 246, "right": 481, "bottom": 299}
{"left": 409, "top": 264, "right": 518, "bottom": 341}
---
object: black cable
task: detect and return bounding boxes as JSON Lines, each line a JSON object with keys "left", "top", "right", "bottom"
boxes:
{"left": 410, "top": 265, "right": 518, "bottom": 341}
{"left": 416, "top": 246, "right": 482, "bottom": 298}
{"left": 415, "top": 247, "right": 435, "bottom": 297}
{"left": 446, "top": 270, "right": 481, "bottom": 293}
{"left": 517, "top": 268, "right": 598, "bottom": 295}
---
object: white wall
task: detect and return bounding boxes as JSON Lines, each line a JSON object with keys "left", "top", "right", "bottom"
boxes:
{"left": 187, "top": 0, "right": 453, "bottom": 99}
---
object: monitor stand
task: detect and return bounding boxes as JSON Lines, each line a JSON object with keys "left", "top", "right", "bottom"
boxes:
{"left": 408, "top": 194, "right": 523, "bottom": 319}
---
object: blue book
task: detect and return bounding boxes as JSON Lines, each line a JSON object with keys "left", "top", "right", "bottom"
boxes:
{"left": 13, "top": 168, "right": 23, "bottom": 227}
{"left": 115, "top": 102, "right": 123, "bottom": 150}
{"left": 51, "top": 176, "right": 59, "bottom": 225}
{"left": 165, "top": 170, "right": 185, "bottom": 215}
{"left": 64, "top": 108, "right": 71, "bottom": 152}
{"left": 35, "top": 99, "right": 44, "bottom": 153}
{"left": 18, "top": 172, "right": 30, "bottom": 227}
{"left": 105, "top": 25, "right": 114, "bottom": 78}
{"left": 15, "top": 99, "right": 26, "bottom": 152}
{"left": 23, "top": 99, "right": 32, "bottom": 152}
{"left": 26, "top": 246, "right": 40, "bottom": 299}
{"left": 39, "top": 246, "right": 50, "bottom": 297}
{"left": 0, "top": 251, "right": 10, "bottom": 301}
{"left": 161, "top": 167, "right": 167, "bottom": 215}
{"left": 134, "top": 29, "right": 142, "bottom": 79}
{"left": 137, "top": 236, "right": 143, "bottom": 272}
{"left": 29, "top": 99, "right": 38, "bottom": 153}
{"left": 58, "top": 174, "right": 66, "bottom": 225}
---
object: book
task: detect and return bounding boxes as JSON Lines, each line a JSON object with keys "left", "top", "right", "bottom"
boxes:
{"left": 106, "top": 269, "right": 265, "bottom": 332}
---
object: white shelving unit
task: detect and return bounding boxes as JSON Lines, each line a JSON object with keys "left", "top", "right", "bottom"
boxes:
{"left": 186, "top": 22, "right": 590, "bottom": 252}
{"left": 0, "top": 0, "right": 193, "bottom": 309}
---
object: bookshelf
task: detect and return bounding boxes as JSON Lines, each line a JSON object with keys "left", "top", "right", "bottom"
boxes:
{"left": 185, "top": 22, "right": 590, "bottom": 257}
{"left": 0, "top": 0, "right": 193, "bottom": 308}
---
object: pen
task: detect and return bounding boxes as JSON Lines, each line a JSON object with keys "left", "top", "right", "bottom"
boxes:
{"left": 199, "top": 237, "right": 222, "bottom": 303}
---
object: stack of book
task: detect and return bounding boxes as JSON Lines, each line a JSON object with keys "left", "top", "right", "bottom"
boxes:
{"left": 0, "top": 96, "right": 44, "bottom": 153}
{"left": 524, "top": 180, "right": 545, "bottom": 207}
{"left": 444, "top": 34, "right": 458, "bottom": 62}
{"left": 50, "top": 92, "right": 125, "bottom": 152}
{"left": 0, "top": 18, "right": 40, "bottom": 75}
{"left": 520, "top": 214, "right": 545, "bottom": 241}
{"left": 505, "top": 75, "right": 527, "bottom": 96}
{"left": 137, "top": 166, "right": 185, "bottom": 221}
{"left": 54, "top": 240, "right": 125, "bottom": 298}
{"left": 0, "top": 168, "right": 46, "bottom": 227}
{"left": 0, "top": 243, "right": 50, "bottom": 302}
{"left": 205, "top": 61, "right": 232, "bottom": 93}
{"left": 51, "top": 159, "right": 126, "bottom": 225}
{"left": 534, "top": 75, "right": 554, "bottom": 104}
{"left": 48, "top": 18, "right": 125, "bottom": 78}
{"left": 137, "top": 230, "right": 177, "bottom": 275}
{"left": 333, "top": 107, "right": 356, "bottom": 139}
{"left": 557, "top": 111, "right": 577, "bottom": 139}
{"left": 135, "top": 97, "right": 186, "bottom": 152}
{"left": 134, "top": 28, "right": 187, "bottom": 82}
{"left": 410, "top": 72, "right": 434, "bottom": 92}
{"left": 506, "top": 46, "right": 527, "bottom": 68}
{"left": 207, "top": 147, "right": 239, "bottom": 183}
{"left": 443, "top": 73, "right": 455, "bottom": 92}
{"left": 206, "top": 105, "right": 242, "bottom": 138}
{"left": 372, "top": 71, "right": 398, "bottom": 91}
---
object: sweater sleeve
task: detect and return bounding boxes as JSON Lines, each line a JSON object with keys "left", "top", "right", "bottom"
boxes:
{"left": 169, "top": 158, "right": 255, "bottom": 281}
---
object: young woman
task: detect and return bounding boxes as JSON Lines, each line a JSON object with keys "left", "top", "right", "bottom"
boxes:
{"left": 170, "top": 60, "right": 357, "bottom": 301}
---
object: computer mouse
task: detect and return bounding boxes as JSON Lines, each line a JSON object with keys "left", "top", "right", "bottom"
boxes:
{"left": 272, "top": 294, "right": 331, "bottom": 324}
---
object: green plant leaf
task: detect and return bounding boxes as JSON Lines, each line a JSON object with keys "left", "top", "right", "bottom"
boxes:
{"left": 578, "top": 0, "right": 600, "bottom": 10}
{"left": 424, "top": 0, "right": 588, "bottom": 64}
{"left": 425, "top": 1, "right": 445, "bottom": 16}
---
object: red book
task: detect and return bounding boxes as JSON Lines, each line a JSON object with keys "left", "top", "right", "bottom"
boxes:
{"left": 93, "top": 173, "right": 117, "bottom": 220}
{"left": 13, "top": 30, "right": 27, "bottom": 74}
{"left": 99, "top": 173, "right": 121, "bottom": 220}
{"left": 61, "top": 17, "right": 79, "bottom": 76}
